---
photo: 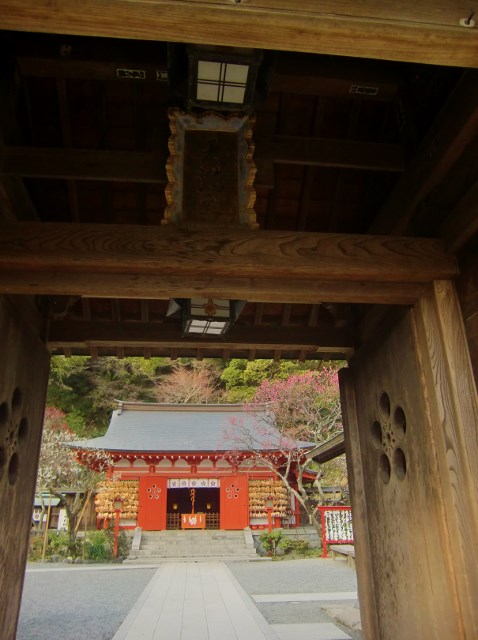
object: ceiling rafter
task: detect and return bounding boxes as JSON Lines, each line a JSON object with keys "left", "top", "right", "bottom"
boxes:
{"left": 0, "top": 137, "right": 405, "bottom": 183}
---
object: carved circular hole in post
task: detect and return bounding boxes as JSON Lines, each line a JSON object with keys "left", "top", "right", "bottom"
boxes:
{"left": 8, "top": 452, "right": 19, "bottom": 485}
{"left": 379, "top": 453, "right": 391, "bottom": 484}
{"left": 379, "top": 392, "right": 391, "bottom": 418}
{"left": 371, "top": 421, "right": 382, "bottom": 450}
{"left": 11, "top": 388, "right": 23, "bottom": 416}
{"left": 0, "top": 446, "right": 6, "bottom": 480}
{"left": 393, "top": 406, "right": 406, "bottom": 440}
{"left": 18, "top": 417, "right": 29, "bottom": 442}
{"left": 393, "top": 448, "right": 407, "bottom": 480}
{"left": 0, "top": 401, "right": 9, "bottom": 426}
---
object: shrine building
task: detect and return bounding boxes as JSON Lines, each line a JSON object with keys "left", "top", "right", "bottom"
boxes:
{"left": 73, "top": 401, "right": 308, "bottom": 532}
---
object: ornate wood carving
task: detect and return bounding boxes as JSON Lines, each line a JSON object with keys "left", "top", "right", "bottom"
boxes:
{"left": 165, "top": 109, "right": 258, "bottom": 230}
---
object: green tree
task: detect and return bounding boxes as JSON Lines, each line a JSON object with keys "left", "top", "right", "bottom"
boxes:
{"left": 48, "top": 356, "right": 169, "bottom": 436}
{"left": 220, "top": 359, "right": 326, "bottom": 402}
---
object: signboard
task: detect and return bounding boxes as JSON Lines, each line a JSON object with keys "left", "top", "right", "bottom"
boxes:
{"left": 181, "top": 513, "right": 205, "bottom": 529}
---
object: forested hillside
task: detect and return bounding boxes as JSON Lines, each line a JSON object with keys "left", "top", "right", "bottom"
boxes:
{"left": 47, "top": 356, "right": 332, "bottom": 437}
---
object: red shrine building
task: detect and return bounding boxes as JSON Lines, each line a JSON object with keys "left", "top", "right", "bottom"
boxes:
{"left": 74, "top": 401, "right": 310, "bottom": 531}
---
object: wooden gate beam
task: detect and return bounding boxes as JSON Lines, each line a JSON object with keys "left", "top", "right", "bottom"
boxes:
{"left": 0, "top": 222, "right": 456, "bottom": 303}
{"left": 1, "top": 0, "right": 478, "bottom": 68}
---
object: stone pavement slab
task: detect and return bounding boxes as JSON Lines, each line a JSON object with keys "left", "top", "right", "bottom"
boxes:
{"left": 321, "top": 605, "right": 362, "bottom": 633}
{"left": 112, "top": 562, "right": 279, "bottom": 640}
{"left": 272, "top": 622, "right": 351, "bottom": 640}
{"left": 253, "top": 592, "right": 358, "bottom": 603}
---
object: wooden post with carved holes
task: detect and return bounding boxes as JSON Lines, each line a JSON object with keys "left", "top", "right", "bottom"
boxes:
{"left": 339, "top": 281, "right": 478, "bottom": 639}
{"left": 0, "top": 296, "right": 50, "bottom": 640}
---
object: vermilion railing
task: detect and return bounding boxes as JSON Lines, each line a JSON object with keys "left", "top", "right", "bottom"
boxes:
{"left": 317, "top": 505, "right": 353, "bottom": 557}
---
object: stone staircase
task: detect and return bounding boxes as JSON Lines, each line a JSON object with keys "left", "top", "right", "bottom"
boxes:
{"left": 124, "top": 529, "right": 261, "bottom": 564}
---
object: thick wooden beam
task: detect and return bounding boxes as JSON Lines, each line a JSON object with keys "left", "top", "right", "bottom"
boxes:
{"left": 308, "top": 433, "right": 346, "bottom": 464}
{"left": 47, "top": 320, "right": 355, "bottom": 353}
{"left": 0, "top": 271, "right": 432, "bottom": 305}
{"left": 0, "top": 138, "right": 405, "bottom": 182}
{"left": 270, "top": 54, "right": 400, "bottom": 101}
{"left": 1, "top": 1, "right": 477, "bottom": 67}
{"left": 18, "top": 53, "right": 399, "bottom": 101}
{"left": 0, "top": 147, "right": 166, "bottom": 184}
{"left": 0, "top": 222, "right": 454, "bottom": 303}
{"left": 17, "top": 56, "right": 168, "bottom": 83}
{"left": 371, "top": 70, "right": 478, "bottom": 235}
{"left": 0, "top": 222, "right": 457, "bottom": 280}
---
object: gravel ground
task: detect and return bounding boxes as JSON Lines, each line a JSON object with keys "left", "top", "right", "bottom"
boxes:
{"left": 17, "top": 565, "right": 156, "bottom": 640}
{"left": 227, "top": 557, "right": 358, "bottom": 594}
{"left": 228, "top": 558, "right": 362, "bottom": 640}
{"left": 17, "top": 558, "right": 361, "bottom": 640}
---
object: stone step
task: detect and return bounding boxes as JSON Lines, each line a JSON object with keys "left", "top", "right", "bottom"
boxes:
{"left": 126, "top": 528, "right": 258, "bottom": 564}
{"left": 137, "top": 549, "right": 256, "bottom": 558}
{"left": 124, "top": 554, "right": 266, "bottom": 564}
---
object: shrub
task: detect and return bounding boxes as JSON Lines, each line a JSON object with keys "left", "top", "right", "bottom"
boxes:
{"left": 28, "top": 532, "right": 45, "bottom": 561}
{"left": 277, "top": 536, "right": 294, "bottom": 553}
{"left": 48, "top": 531, "right": 72, "bottom": 557}
{"left": 83, "top": 530, "right": 112, "bottom": 562}
{"left": 289, "top": 539, "right": 309, "bottom": 554}
{"left": 116, "top": 530, "right": 131, "bottom": 558}
{"left": 259, "top": 529, "right": 284, "bottom": 555}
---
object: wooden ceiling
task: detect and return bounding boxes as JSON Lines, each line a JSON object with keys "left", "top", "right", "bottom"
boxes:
{"left": 1, "top": 2, "right": 478, "bottom": 365}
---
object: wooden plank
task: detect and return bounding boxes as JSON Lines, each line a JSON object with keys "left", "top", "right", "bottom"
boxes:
{"left": 0, "top": 223, "right": 457, "bottom": 284}
{"left": 46, "top": 320, "right": 355, "bottom": 352}
{"left": 1, "top": 1, "right": 477, "bottom": 67}
{"left": 0, "top": 270, "right": 432, "bottom": 305}
{"left": 371, "top": 70, "right": 478, "bottom": 235}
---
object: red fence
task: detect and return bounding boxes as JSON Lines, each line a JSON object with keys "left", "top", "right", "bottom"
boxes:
{"left": 316, "top": 506, "right": 353, "bottom": 557}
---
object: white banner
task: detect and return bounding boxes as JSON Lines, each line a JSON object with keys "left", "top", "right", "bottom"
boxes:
{"left": 167, "top": 478, "right": 220, "bottom": 488}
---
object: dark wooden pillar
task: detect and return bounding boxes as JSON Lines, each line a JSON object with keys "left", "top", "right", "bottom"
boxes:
{"left": 340, "top": 281, "right": 478, "bottom": 639}
{"left": 0, "top": 296, "right": 50, "bottom": 640}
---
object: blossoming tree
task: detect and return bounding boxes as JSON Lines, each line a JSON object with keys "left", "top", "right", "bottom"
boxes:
{"left": 224, "top": 367, "right": 343, "bottom": 536}
{"left": 36, "top": 406, "right": 111, "bottom": 552}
